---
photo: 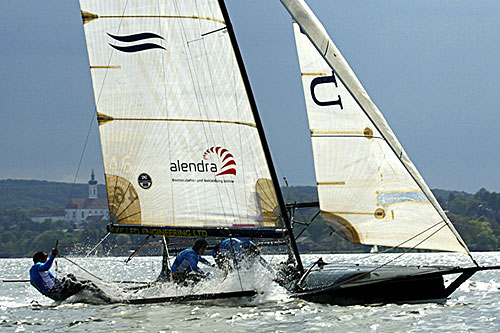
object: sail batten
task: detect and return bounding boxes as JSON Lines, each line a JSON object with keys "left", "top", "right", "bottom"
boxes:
{"left": 282, "top": 0, "right": 469, "bottom": 253}
{"left": 79, "top": 0, "right": 282, "bottom": 235}
{"left": 96, "top": 117, "right": 257, "bottom": 128}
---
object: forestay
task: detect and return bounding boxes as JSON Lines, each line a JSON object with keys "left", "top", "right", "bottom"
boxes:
{"left": 284, "top": 0, "right": 468, "bottom": 253}
{"left": 78, "top": 0, "right": 280, "bottom": 234}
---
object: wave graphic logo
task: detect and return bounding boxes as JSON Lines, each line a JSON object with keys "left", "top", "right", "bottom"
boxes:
{"left": 203, "top": 147, "right": 236, "bottom": 176}
{"left": 107, "top": 32, "right": 166, "bottom": 53}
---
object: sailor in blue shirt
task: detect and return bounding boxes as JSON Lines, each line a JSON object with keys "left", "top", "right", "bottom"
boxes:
{"left": 30, "top": 247, "right": 112, "bottom": 303}
{"left": 213, "top": 237, "right": 263, "bottom": 270}
{"left": 30, "top": 248, "right": 58, "bottom": 295}
{"left": 171, "top": 239, "right": 214, "bottom": 284}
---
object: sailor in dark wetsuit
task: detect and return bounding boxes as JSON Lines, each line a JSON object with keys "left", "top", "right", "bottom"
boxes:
{"left": 30, "top": 247, "right": 112, "bottom": 303}
{"left": 170, "top": 239, "right": 214, "bottom": 285}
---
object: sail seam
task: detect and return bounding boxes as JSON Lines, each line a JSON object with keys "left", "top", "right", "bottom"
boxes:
{"left": 94, "top": 15, "right": 224, "bottom": 24}
{"left": 98, "top": 117, "right": 256, "bottom": 128}
{"left": 324, "top": 211, "right": 374, "bottom": 215}
{"left": 302, "top": 72, "right": 327, "bottom": 76}
{"left": 310, "top": 134, "right": 383, "bottom": 139}
{"left": 90, "top": 66, "right": 121, "bottom": 69}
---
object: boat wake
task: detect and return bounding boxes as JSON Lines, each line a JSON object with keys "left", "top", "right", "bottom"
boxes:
{"left": 119, "top": 260, "right": 290, "bottom": 305}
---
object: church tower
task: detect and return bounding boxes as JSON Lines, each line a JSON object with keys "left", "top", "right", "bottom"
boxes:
{"left": 88, "top": 170, "right": 98, "bottom": 199}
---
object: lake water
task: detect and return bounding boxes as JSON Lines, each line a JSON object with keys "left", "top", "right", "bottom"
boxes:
{"left": 1, "top": 252, "right": 499, "bottom": 332}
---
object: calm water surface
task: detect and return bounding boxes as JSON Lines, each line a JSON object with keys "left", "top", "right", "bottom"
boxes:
{"left": 1, "top": 252, "right": 499, "bottom": 332}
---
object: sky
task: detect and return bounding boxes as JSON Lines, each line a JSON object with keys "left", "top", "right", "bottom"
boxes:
{"left": 0, "top": 0, "right": 499, "bottom": 193}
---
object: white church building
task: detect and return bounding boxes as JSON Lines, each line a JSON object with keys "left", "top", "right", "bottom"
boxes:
{"left": 64, "top": 171, "right": 109, "bottom": 223}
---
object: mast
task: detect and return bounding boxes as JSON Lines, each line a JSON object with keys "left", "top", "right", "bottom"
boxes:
{"left": 218, "top": 0, "right": 304, "bottom": 273}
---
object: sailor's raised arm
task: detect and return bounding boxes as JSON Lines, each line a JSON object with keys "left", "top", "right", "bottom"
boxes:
{"left": 38, "top": 253, "right": 56, "bottom": 271}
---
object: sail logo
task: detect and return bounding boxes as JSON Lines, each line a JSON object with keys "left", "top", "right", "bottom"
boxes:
{"left": 107, "top": 32, "right": 166, "bottom": 53}
{"left": 170, "top": 147, "right": 236, "bottom": 177}
{"left": 203, "top": 146, "right": 236, "bottom": 176}
{"left": 310, "top": 73, "right": 343, "bottom": 109}
{"left": 138, "top": 173, "right": 152, "bottom": 189}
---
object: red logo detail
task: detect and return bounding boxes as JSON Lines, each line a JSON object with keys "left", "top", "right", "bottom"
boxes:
{"left": 203, "top": 146, "right": 236, "bottom": 176}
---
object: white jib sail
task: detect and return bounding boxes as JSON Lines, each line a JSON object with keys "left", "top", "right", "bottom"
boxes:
{"left": 284, "top": 0, "right": 469, "bottom": 253}
{"left": 79, "top": 0, "right": 279, "bottom": 230}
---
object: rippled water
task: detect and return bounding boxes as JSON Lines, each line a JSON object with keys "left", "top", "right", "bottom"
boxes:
{"left": 1, "top": 252, "right": 499, "bottom": 332}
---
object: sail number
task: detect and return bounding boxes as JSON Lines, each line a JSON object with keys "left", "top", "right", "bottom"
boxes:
{"left": 310, "top": 73, "right": 343, "bottom": 109}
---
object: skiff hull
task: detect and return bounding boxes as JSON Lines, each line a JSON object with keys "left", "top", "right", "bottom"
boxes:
{"left": 289, "top": 265, "right": 479, "bottom": 306}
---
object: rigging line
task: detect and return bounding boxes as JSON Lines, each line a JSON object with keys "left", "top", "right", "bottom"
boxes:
{"left": 363, "top": 220, "right": 446, "bottom": 257}
{"left": 125, "top": 235, "right": 154, "bottom": 263}
{"left": 60, "top": 256, "right": 106, "bottom": 283}
{"left": 197, "top": 2, "right": 243, "bottom": 225}
{"left": 284, "top": 179, "right": 315, "bottom": 233}
{"left": 295, "top": 210, "right": 321, "bottom": 239}
{"left": 172, "top": 0, "right": 229, "bottom": 228}
{"left": 362, "top": 218, "right": 478, "bottom": 267}
{"left": 324, "top": 223, "right": 451, "bottom": 290}
{"left": 368, "top": 223, "right": 448, "bottom": 273}
{"left": 219, "top": 0, "right": 303, "bottom": 271}
{"left": 89, "top": 0, "right": 130, "bottom": 219}
{"left": 60, "top": 243, "right": 161, "bottom": 249}
{"left": 230, "top": 33, "right": 250, "bottom": 224}
{"left": 215, "top": 3, "right": 252, "bottom": 225}
{"left": 284, "top": 177, "right": 297, "bottom": 203}
{"left": 198, "top": 7, "right": 242, "bottom": 225}
{"left": 84, "top": 232, "right": 111, "bottom": 258}
{"left": 66, "top": 109, "right": 96, "bottom": 208}
{"left": 218, "top": 0, "right": 259, "bottom": 225}
{"left": 162, "top": 236, "right": 173, "bottom": 281}
{"left": 229, "top": 237, "right": 244, "bottom": 291}
{"left": 155, "top": 0, "right": 176, "bottom": 228}
{"left": 201, "top": 26, "right": 226, "bottom": 37}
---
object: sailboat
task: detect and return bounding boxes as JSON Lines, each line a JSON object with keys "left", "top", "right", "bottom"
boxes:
{"left": 276, "top": 0, "right": 499, "bottom": 305}
{"left": 77, "top": 0, "right": 498, "bottom": 305}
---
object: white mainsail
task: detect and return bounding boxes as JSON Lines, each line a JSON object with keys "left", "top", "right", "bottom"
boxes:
{"left": 79, "top": 0, "right": 280, "bottom": 231}
{"left": 283, "top": 0, "right": 469, "bottom": 253}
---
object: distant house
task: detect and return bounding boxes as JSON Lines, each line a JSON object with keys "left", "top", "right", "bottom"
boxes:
{"left": 31, "top": 210, "right": 65, "bottom": 223}
{"left": 64, "top": 171, "right": 109, "bottom": 223}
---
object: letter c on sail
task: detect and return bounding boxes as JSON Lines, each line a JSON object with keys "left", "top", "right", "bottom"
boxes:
{"left": 310, "top": 74, "right": 343, "bottom": 109}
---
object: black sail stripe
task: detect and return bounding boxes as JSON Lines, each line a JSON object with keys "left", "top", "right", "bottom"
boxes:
{"left": 109, "top": 43, "right": 166, "bottom": 53}
{"left": 107, "top": 32, "right": 164, "bottom": 42}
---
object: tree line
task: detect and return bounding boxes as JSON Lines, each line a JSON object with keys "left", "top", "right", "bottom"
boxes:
{"left": 0, "top": 179, "right": 499, "bottom": 257}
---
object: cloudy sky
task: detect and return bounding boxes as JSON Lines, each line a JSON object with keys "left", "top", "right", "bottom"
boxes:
{"left": 1, "top": 0, "right": 499, "bottom": 193}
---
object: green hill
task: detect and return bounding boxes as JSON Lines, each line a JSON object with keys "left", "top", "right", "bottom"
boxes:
{"left": 0, "top": 179, "right": 106, "bottom": 209}
{"left": 0, "top": 179, "right": 499, "bottom": 257}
